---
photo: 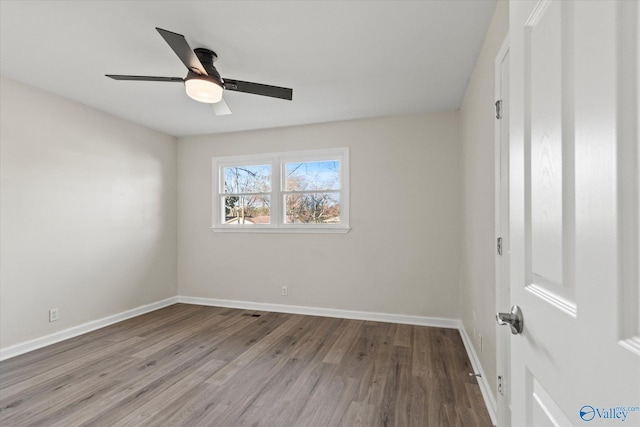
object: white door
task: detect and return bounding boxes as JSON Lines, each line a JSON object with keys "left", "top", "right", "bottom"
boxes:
{"left": 508, "top": 1, "right": 640, "bottom": 426}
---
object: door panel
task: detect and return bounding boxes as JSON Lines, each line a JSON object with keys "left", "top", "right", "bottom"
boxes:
{"left": 527, "top": 0, "right": 576, "bottom": 313}
{"left": 528, "top": 371, "right": 573, "bottom": 427}
{"left": 510, "top": 1, "right": 640, "bottom": 426}
{"left": 529, "top": 0, "right": 565, "bottom": 289}
{"left": 619, "top": 0, "right": 640, "bottom": 357}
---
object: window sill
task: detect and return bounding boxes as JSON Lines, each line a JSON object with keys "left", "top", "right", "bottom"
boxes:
{"left": 211, "top": 225, "right": 351, "bottom": 234}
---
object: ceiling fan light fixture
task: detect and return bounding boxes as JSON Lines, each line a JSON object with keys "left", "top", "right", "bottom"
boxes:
{"left": 184, "top": 74, "right": 223, "bottom": 103}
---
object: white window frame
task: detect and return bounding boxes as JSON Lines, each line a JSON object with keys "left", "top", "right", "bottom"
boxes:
{"left": 212, "top": 147, "right": 350, "bottom": 233}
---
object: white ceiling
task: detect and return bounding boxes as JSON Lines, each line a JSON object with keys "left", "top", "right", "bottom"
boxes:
{"left": 0, "top": 0, "right": 497, "bottom": 137}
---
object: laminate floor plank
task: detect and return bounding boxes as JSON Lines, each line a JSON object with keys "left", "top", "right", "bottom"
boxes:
{"left": 111, "top": 357, "right": 227, "bottom": 427}
{"left": 0, "top": 304, "right": 492, "bottom": 426}
{"left": 289, "top": 362, "right": 347, "bottom": 427}
{"left": 2, "top": 352, "right": 144, "bottom": 427}
{"left": 52, "top": 322, "right": 255, "bottom": 426}
{"left": 322, "top": 320, "right": 363, "bottom": 365}
{"left": 393, "top": 324, "right": 413, "bottom": 348}
{"left": 75, "top": 347, "right": 224, "bottom": 426}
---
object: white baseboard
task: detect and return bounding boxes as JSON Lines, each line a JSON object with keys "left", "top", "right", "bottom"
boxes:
{"left": 178, "top": 296, "right": 460, "bottom": 329}
{"left": 0, "top": 296, "right": 179, "bottom": 361}
{"left": 458, "top": 324, "right": 498, "bottom": 426}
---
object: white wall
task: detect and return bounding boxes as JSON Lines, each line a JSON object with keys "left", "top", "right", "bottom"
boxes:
{"left": 0, "top": 77, "right": 178, "bottom": 349}
{"left": 178, "top": 113, "right": 462, "bottom": 319}
{"left": 459, "top": 0, "right": 509, "bottom": 398}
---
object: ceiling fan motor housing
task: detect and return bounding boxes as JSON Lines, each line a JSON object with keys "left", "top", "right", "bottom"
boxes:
{"left": 194, "top": 48, "right": 222, "bottom": 81}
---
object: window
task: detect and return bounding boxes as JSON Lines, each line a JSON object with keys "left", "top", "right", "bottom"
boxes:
{"left": 212, "top": 148, "right": 349, "bottom": 232}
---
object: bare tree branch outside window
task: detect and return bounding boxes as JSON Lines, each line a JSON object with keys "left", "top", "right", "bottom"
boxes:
{"left": 223, "top": 165, "right": 271, "bottom": 224}
{"left": 284, "top": 161, "right": 340, "bottom": 224}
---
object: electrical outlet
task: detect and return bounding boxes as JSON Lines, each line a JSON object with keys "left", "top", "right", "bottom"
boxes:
{"left": 49, "top": 308, "right": 59, "bottom": 322}
{"left": 281, "top": 286, "right": 288, "bottom": 296}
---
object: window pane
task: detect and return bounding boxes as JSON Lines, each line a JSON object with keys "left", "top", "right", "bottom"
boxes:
{"left": 285, "top": 160, "right": 340, "bottom": 191}
{"left": 224, "top": 195, "right": 270, "bottom": 224}
{"left": 285, "top": 193, "right": 340, "bottom": 224}
{"left": 223, "top": 165, "right": 271, "bottom": 194}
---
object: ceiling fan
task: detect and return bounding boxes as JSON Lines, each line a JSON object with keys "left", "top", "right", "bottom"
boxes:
{"left": 106, "top": 27, "right": 293, "bottom": 116}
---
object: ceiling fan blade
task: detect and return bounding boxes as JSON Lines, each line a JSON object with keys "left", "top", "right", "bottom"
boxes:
{"left": 156, "top": 27, "right": 207, "bottom": 76}
{"left": 223, "top": 79, "right": 293, "bottom": 101}
{"left": 212, "top": 97, "right": 232, "bottom": 116}
{"left": 106, "top": 75, "right": 184, "bottom": 82}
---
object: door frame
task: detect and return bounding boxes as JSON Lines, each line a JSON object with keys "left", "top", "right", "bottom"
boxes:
{"left": 494, "top": 35, "right": 510, "bottom": 427}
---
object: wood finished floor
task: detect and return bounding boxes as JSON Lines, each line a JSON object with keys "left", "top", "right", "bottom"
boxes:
{"left": 0, "top": 304, "right": 492, "bottom": 427}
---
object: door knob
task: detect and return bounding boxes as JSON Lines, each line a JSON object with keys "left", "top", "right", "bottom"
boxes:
{"left": 496, "top": 305, "right": 524, "bottom": 335}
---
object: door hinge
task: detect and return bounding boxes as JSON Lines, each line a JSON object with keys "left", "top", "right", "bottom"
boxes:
{"left": 497, "top": 237, "right": 503, "bottom": 256}
{"left": 498, "top": 375, "right": 504, "bottom": 395}
{"left": 495, "top": 99, "right": 502, "bottom": 119}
